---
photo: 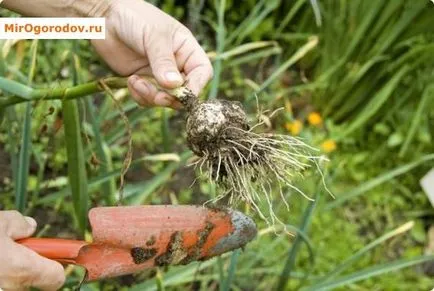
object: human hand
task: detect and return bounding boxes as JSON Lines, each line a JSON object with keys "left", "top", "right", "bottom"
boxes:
{"left": 0, "top": 211, "right": 65, "bottom": 291}
{"left": 1, "top": 0, "right": 212, "bottom": 109}
{"left": 92, "top": 0, "right": 213, "bottom": 109}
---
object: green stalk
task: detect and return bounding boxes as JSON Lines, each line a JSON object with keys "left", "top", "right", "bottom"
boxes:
{"left": 317, "top": 221, "right": 414, "bottom": 283}
{"left": 221, "top": 249, "right": 240, "bottom": 291}
{"left": 0, "top": 77, "right": 33, "bottom": 99}
{"left": 30, "top": 148, "right": 47, "bottom": 205}
{"left": 156, "top": 269, "right": 165, "bottom": 291}
{"left": 0, "top": 45, "right": 17, "bottom": 182}
{"left": 71, "top": 49, "right": 116, "bottom": 206}
{"left": 277, "top": 192, "right": 320, "bottom": 291}
{"left": 0, "top": 75, "right": 189, "bottom": 109}
{"left": 0, "top": 77, "right": 128, "bottom": 107}
{"left": 335, "top": 65, "right": 410, "bottom": 140}
{"left": 399, "top": 84, "right": 434, "bottom": 157}
{"left": 62, "top": 99, "right": 89, "bottom": 234}
{"left": 275, "top": 0, "right": 306, "bottom": 35}
{"left": 326, "top": 154, "right": 434, "bottom": 209}
{"left": 15, "top": 103, "right": 32, "bottom": 212}
{"left": 5, "top": 109, "right": 18, "bottom": 183}
{"left": 303, "top": 255, "right": 434, "bottom": 291}
{"left": 0, "top": 107, "right": 5, "bottom": 126}
{"left": 63, "top": 46, "right": 89, "bottom": 234}
{"left": 15, "top": 40, "right": 38, "bottom": 212}
{"left": 209, "top": 0, "right": 226, "bottom": 99}
{"left": 217, "top": 257, "right": 225, "bottom": 291}
{"left": 255, "top": 36, "right": 318, "bottom": 97}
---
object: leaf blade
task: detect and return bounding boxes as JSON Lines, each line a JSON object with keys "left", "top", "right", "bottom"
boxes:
{"left": 62, "top": 99, "right": 89, "bottom": 234}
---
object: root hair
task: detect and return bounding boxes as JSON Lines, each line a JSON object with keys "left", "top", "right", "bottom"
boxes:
{"left": 194, "top": 125, "right": 330, "bottom": 229}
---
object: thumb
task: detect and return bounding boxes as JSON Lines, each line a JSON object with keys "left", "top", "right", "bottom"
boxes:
{"left": 145, "top": 30, "right": 184, "bottom": 89}
{"left": 0, "top": 211, "right": 37, "bottom": 240}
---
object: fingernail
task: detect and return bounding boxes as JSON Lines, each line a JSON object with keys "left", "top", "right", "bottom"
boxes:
{"left": 128, "top": 75, "right": 139, "bottom": 83}
{"left": 24, "top": 216, "right": 37, "bottom": 229}
{"left": 164, "top": 71, "right": 183, "bottom": 85}
{"left": 132, "top": 80, "right": 150, "bottom": 96}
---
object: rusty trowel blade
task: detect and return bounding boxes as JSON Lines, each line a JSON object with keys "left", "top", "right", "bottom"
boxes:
{"left": 76, "top": 205, "right": 256, "bottom": 280}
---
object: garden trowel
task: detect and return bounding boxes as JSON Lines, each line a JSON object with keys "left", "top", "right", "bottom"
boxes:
{"left": 18, "top": 205, "right": 257, "bottom": 281}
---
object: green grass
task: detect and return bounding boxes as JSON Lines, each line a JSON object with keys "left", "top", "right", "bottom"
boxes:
{"left": 0, "top": 0, "right": 433, "bottom": 290}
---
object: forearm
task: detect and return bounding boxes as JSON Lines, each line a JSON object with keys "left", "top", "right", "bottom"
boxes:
{"left": 1, "top": 0, "right": 111, "bottom": 17}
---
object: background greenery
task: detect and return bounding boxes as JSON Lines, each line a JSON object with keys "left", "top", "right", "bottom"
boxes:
{"left": 1, "top": 0, "right": 434, "bottom": 290}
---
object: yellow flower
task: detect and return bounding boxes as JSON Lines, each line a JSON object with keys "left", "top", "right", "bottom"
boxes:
{"left": 285, "top": 120, "right": 303, "bottom": 136}
{"left": 308, "top": 112, "right": 323, "bottom": 126}
{"left": 321, "top": 139, "right": 337, "bottom": 153}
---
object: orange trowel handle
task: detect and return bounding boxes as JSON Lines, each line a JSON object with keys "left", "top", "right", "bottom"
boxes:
{"left": 18, "top": 238, "right": 88, "bottom": 264}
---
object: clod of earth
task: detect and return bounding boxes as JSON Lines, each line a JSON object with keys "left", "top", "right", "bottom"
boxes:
{"left": 180, "top": 221, "right": 215, "bottom": 265}
{"left": 130, "top": 247, "right": 157, "bottom": 264}
{"left": 146, "top": 235, "right": 156, "bottom": 247}
{"left": 154, "top": 221, "right": 216, "bottom": 267}
{"left": 154, "top": 231, "right": 187, "bottom": 266}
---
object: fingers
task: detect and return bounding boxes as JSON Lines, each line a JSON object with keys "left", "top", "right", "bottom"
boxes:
{"left": 174, "top": 32, "right": 213, "bottom": 96}
{"left": 25, "top": 250, "right": 65, "bottom": 291}
{"left": 0, "top": 210, "right": 37, "bottom": 240}
{"left": 128, "top": 75, "right": 182, "bottom": 109}
{"left": 185, "top": 62, "right": 214, "bottom": 96}
{"left": 0, "top": 210, "right": 65, "bottom": 290}
{"left": 91, "top": 28, "right": 151, "bottom": 76}
{"left": 128, "top": 28, "right": 212, "bottom": 109}
{"left": 145, "top": 26, "right": 184, "bottom": 89}
{"left": 0, "top": 240, "right": 65, "bottom": 291}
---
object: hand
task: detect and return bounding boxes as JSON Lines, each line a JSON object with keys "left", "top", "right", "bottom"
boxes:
{"left": 1, "top": 0, "right": 213, "bottom": 109}
{"left": 92, "top": 0, "right": 213, "bottom": 109}
{"left": 0, "top": 211, "right": 65, "bottom": 291}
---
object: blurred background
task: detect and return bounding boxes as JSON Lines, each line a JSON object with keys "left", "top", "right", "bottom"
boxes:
{"left": 0, "top": 0, "right": 434, "bottom": 290}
